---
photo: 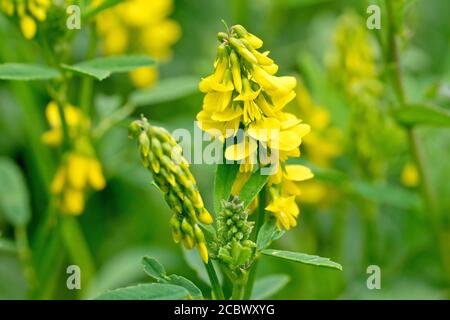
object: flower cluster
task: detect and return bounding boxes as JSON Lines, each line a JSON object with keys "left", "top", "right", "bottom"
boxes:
{"left": 42, "top": 102, "right": 106, "bottom": 215}
{"left": 129, "top": 117, "right": 213, "bottom": 263}
{"left": 1, "top": 0, "right": 51, "bottom": 39}
{"left": 212, "top": 196, "right": 255, "bottom": 269}
{"left": 196, "top": 24, "right": 313, "bottom": 230}
{"left": 95, "top": 0, "right": 181, "bottom": 88}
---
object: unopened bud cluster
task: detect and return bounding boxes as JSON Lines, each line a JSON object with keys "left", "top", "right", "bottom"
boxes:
{"left": 213, "top": 196, "right": 255, "bottom": 269}
{"left": 129, "top": 117, "right": 213, "bottom": 263}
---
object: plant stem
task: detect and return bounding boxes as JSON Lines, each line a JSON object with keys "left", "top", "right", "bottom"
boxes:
{"left": 231, "top": 272, "right": 247, "bottom": 300}
{"left": 60, "top": 216, "right": 96, "bottom": 296}
{"left": 203, "top": 261, "right": 225, "bottom": 300}
{"left": 80, "top": 22, "right": 97, "bottom": 118}
{"left": 15, "top": 225, "right": 37, "bottom": 294}
{"left": 244, "top": 188, "right": 266, "bottom": 299}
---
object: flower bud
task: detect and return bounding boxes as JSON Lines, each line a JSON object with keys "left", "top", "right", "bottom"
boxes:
{"left": 229, "top": 37, "right": 257, "bottom": 64}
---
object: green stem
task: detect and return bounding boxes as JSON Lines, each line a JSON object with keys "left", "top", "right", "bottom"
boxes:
{"left": 15, "top": 225, "right": 37, "bottom": 294}
{"left": 231, "top": 272, "right": 247, "bottom": 300}
{"left": 244, "top": 188, "right": 266, "bottom": 299}
{"left": 80, "top": 22, "right": 97, "bottom": 118}
{"left": 203, "top": 261, "right": 225, "bottom": 300}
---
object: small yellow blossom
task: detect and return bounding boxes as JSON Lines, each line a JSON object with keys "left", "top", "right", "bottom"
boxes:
{"left": 43, "top": 102, "right": 106, "bottom": 215}
{"left": 401, "top": 162, "right": 420, "bottom": 188}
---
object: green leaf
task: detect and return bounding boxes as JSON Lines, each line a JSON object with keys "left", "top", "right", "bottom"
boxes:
{"left": 251, "top": 274, "right": 290, "bottom": 300}
{"left": 394, "top": 104, "right": 450, "bottom": 127}
{"left": 239, "top": 169, "right": 270, "bottom": 209}
{"left": 130, "top": 76, "right": 199, "bottom": 106}
{"left": 0, "top": 63, "right": 60, "bottom": 81}
{"left": 62, "top": 55, "right": 156, "bottom": 81}
{"left": 256, "top": 219, "right": 285, "bottom": 250}
{"left": 261, "top": 249, "right": 343, "bottom": 271}
{"left": 165, "top": 275, "right": 203, "bottom": 299}
{"left": 141, "top": 256, "right": 203, "bottom": 298}
{"left": 351, "top": 181, "right": 421, "bottom": 211}
{"left": 83, "top": 0, "right": 125, "bottom": 19}
{"left": 95, "top": 283, "right": 190, "bottom": 300}
{"left": 142, "top": 256, "right": 166, "bottom": 280}
{"left": 213, "top": 163, "right": 240, "bottom": 213}
{"left": 0, "top": 158, "right": 31, "bottom": 226}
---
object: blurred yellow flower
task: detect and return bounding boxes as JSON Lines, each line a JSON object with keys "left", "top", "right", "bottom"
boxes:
{"left": 1, "top": 0, "right": 50, "bottom": 39}
{"left": 401, "top": 162, "right": 420, "bottom": 188}
{"left": 42, "top": 102, "right": 106, "bottom": 215}
{"left": 95, "top": 0, "right": 181, "bottom": 88}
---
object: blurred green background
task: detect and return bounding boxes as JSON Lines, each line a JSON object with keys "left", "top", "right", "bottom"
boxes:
{"left": 0, "top": 0, "right": 449, "bottom": 299}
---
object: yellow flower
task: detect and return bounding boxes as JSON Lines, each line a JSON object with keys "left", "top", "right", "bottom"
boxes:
{"left": 1, "top": 0, "right": 50, "bottom": 39}
{"left": 95, "top": 0, "right": 181, "bottom": 88}
{"left": 198, "top": 24, "right": 313, "bottom": 230}
{"left": 265, "top": 194, "right": 299, "bottom": 230}
{"left": 43, "top": 101, "right": 106, "bottom": 215}
{"left": 51, "top": 154, "right": 106, "bottom": 215}
{"left": 401, "top": 162, "right": 420, "bottom": 188}
{"left": 42, "top": 101, "right": 82, "bottom": 146}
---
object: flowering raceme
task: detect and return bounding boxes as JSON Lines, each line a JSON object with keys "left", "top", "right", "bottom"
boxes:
{"left": 129, "top": 117, "right": 213, "bottom": 263}
{"left": 196, "top": 25, "right": 313, "bottom": 230}
{"left": 94, "top": 0, "right": 181, "bottom": 88}
{"left": 42, "top": 102, "right": 106, "bottom": 215}
{"left": 1, "top": 0, "right": 51, "bottom": 39}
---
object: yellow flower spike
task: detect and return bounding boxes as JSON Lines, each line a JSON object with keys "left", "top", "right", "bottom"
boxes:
{"left": 20, "top": 15, "right": 37, "bottom": 39}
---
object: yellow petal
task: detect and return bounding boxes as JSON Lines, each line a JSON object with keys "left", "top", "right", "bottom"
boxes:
{"left": 284, "top": 165, "right": 314, "bottom": 181}
{"left": 20, "top": 15, "right": 37, "bottom": 39}
{"left": 225, "top": 138, "right": 257, "bottom": 161}
{"left": 88, "top": 159, "right": 106, "bottom": 190}
{"left": 211, "top": 107, "right": 242, "bottom": 121}
{"left": 62, "top": 189, "right": 85, "bottom": 215}
{"left": 67, "top": 154, "right": 88, "bottom": 189}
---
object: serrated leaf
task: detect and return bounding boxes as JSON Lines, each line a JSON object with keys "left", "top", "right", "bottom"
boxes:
{"left": 213, "top": 163, "right": 240, "bottom": 213}
{"left": 256, "top": 219, "right": 285, "bottom": 250}
{"left": 94, "top": 283, "right": 190, "bottom": 300}
{"left": 394, "top": 104, "right": 450, "bottom": 127}
{"left": 0, "top": 158, "right": 31, "bottom": 226}
{"left": 0, "top": 63, "right": 60, "bottom": 81}
{"left": 62, "top": 55, "right": 156, "bottom": 81}
{"left": 239, "top": 169, "right": 270, "bottom": 209}
{"left": 251, "top": 274, "right": 290, "bottom": 300}
{"left": 142, "top": 256, "right": 166, "bottom": 280}
{"left": 261, "top": 249, "right": 343, "bottom": 271}
{"left": 130, "top": 76, "right": 199, "bottom": 106}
